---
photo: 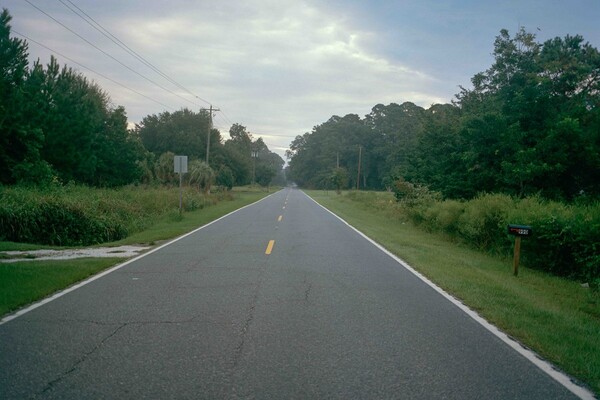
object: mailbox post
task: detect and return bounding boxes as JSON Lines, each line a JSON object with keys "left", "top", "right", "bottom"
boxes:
{"left": 507, "top": 224, "right": 532, "bottom": 276}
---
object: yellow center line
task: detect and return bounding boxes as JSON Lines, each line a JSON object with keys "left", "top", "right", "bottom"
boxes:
{"left": 278, "top": 215, "right": 283, "bottom": 222}
{"left": 265, "top": 240, "right": 275, "bottom": 255}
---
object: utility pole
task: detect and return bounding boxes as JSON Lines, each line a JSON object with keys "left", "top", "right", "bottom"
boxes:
{"left": 356, "top": 145, "right": 362, "bottom": 190}
{"left": 336, "top": 152, "right": 339, "bottom": 168}
{"left": 251, "top": 150, "right": 258, "bottom": 186}
{"left": 202, "top": 105, "right": 220, "bottom": 165}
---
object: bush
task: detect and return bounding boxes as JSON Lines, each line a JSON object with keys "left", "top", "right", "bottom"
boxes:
{"left": 0, "top": 184, "right": 228, "bottom": 246}
{"left": 343, "top": 189, "right": 600, "bottom": 282}
{"left": 508, "top": 198, "right": 600, "bottom": 282}
{"left": 456, "top": 193, "right": 514, "bottom": 252}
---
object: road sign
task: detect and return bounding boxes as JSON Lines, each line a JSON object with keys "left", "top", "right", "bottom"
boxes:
{"left": 174, "top": 155, "right": 188, "bottom": 173}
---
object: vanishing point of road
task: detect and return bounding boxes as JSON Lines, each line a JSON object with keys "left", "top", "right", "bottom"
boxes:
{"left": 0, "top": 189, "right": 589, "bottom": 399}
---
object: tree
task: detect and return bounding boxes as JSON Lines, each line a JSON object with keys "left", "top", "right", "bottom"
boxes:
{"left": 155, "top": 152, "right": 177, "bottom": 185}
{"left": 0, "top": 9, "right": 51, "bottom": 184}
{"left": 450, "top": 28, "right": 600, "bottom": 199}
{"left": 331, "top": 167, "right": 348, "bottom": 194}
{"left": 137, "top": 108, "right": 215, "bottom": 160}
{"left": 188, "top": 160, "right": 214, "bottom": 193}
{"left": 216, "top": 165, "right": 234, "bottom": 190}
{"left": 93, "top": 106, "right": 145, "bottom": 186}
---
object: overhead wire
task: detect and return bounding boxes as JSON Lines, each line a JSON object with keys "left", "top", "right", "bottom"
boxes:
{"left": 21, "top": 0, "right": 259, "bottom": 140}
{"left": 24, "top": 0, "right": 205, "bottom": 109}
{"left": 57, "top": 0, "right": 213, "bottom": 107}
{"left": 13, "top": 30, "right": 175, "bottom": 110}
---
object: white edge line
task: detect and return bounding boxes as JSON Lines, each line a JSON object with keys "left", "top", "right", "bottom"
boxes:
{"left": 303, "top": 190, "right": 596, "bottom": 400}
{"left": 0, "top": 190, "right": 283, "bottom": 327}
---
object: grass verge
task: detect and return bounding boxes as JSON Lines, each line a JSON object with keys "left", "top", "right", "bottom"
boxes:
{"left": 0, "top": 258, "right": 120, "bottom": 316}
{"left": 307, "top": 190, "right": 600, "bottom": 396}
{"left": 0, "top": 190, "right": 271, "bottom": 317}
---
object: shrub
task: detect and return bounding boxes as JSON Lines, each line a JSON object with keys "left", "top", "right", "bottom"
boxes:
{"left": 0, "top": 184, "right": 227, "bottom": 246}
{"left": 343, "top": 189, "right": 600, "bottom": 282}
{"left": 457, "top": 193, "right": 514, "bottom": 251}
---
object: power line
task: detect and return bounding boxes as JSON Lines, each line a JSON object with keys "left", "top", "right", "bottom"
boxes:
{"left": 24, "top": 0, "right": 204, "bottom": 109}
{"left": 13, "top": 30, "right": 175, "bottom": 111}
{"left": 57, "top": 0, "right": 213, "bottom": 107}
{"left": 22, "top": 1, "right": 244, "bottom": 131}
{"left": 217, "top": 109, "right": 234, "bottom": 125}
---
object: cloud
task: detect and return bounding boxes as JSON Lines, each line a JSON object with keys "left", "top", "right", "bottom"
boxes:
{"left": 2, "top": 0, "right": 477, "bottom": 159}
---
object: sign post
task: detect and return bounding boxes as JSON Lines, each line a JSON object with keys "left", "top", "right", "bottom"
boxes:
{"left": 507, "top": 224, "right": 532, "bottom": 276}
{"left": 174, "top": 155, "right": 188, "bottom": 214}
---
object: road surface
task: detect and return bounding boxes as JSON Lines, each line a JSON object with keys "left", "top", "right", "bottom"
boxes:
{"left": 0, "top": 189, "right": 586, "bottom": 399}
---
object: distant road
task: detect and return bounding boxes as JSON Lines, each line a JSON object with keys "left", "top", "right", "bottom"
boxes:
{"left": 0, "top": 189, "right": 584, "bottom": 399}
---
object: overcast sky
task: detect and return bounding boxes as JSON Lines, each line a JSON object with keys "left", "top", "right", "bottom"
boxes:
{"left": 4, "top": 0, "right": 600, "bottom": 159}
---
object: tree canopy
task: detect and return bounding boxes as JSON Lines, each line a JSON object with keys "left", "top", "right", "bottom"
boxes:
{"left": 1, "top": 9, "right": 144, "bottom": 186}
{"left": 288, "top": 28, "right": 600, "bottom": 201}
{"left": 0, "top": 9, "right": 284, "bottom": 188}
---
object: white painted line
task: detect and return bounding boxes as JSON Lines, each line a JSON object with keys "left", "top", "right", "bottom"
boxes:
{"left": 303, "top": 190, "right": 595, "bottom": 400}
{"left": 0, "top": 190, "right": 283, "bottom": 326}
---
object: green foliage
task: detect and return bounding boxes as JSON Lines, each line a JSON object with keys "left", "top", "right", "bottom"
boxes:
{"left": 216, "top": 165, "right": 234, "bottom": 190}
{"left": 288, "top": 28, "right": 600, "bottom": 202}
{"left": 137, "top": 108, "right": 213, "bottom": 159}
{"left": 188, "top": 160, "right": 214, "bottom": 193}
{"left": 0, "top": 10, "right": 146, "bottom": 187}
{"left": 155, "top": 152, "right": 177, "bottom": 185}
{"left": 389, "top": 190, "right": 600, "bottom": 282}
{"left": 0, "top": 9, "right": 49, "bottom": 185}
{"left": 309, "top": 190, "right": 600, "bottom": 395}
{"left": 337, "top": 189, "right": 599, "bottom": 282}
{"left": 0, "top": 185, "right": 215, "bottom": 246}
{"left": 331, "top": 167, "right": 348, "bottom": 194}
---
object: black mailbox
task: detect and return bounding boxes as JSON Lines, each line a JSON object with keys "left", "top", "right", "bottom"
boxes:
{"left": 507, "top": 224, "right": 532, "bottom": 237}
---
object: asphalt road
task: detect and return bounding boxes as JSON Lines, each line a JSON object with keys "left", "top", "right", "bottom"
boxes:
{"left": 0, "top": 188, "right": 585, "bottom": 399}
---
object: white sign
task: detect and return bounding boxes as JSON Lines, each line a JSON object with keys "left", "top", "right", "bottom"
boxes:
{"left": 174, "top": 155, "right": 188, "bottom": 173}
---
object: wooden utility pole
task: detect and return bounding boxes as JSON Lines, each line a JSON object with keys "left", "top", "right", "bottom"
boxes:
{"left": 356, "top": 145, "right": 362, "bottom": 190}
{"left": 203, "top": 105, "right": 220, "bottom": 165}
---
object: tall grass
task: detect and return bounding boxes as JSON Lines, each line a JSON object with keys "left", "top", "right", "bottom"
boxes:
{"left": 343, "top": 190, "right": 600, "bottom": 285}
{"left": 0, "top": 184, "right": 233, "bottom": 246}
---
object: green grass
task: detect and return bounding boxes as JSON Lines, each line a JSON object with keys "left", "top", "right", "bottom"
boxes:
{"left": 109, "top": 190, "right": 268, "bottom": 246}
{"left": 307, "top": 190, "right": 600, "bottom": 396}
{"left": 0, "top": 190, "right": 271, "bottom": 317}
{"left": 0, "top": 258, "right": 121, "bottom": 316}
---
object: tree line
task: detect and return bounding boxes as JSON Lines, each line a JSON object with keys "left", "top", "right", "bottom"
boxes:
{"left": 0, "top": 9, "right": 283, "bottom": 189}
{"left": 288, "top": 28, "right": 600, "bottom": 202}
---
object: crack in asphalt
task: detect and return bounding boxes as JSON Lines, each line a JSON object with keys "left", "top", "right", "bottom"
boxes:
{"left": 231, "top": 283, "right": 261, "bottom": 370}
{"left": 36, "top": 318, "right": 204, "bottom": 396}
{"left": 39, "top": 323, "right": 128, "bottom": 396}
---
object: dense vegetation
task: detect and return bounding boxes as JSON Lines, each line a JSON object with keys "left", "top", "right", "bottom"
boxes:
{"left": 341, "top": 189, "right": 600, "bottom": 285}
{"left": 0, "top": 9, "right": 284, "bottom": 189}
{"left": 287, "top": 28, "right": 600, "bottom": 282}
{"left": 0, "top": 184, "right": 234, "bottom": 246}
{"left": 288, "top": 28, "right": 600, "bottom": 202}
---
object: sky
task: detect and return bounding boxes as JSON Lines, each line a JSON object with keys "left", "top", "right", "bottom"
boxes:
{"left": 4, "top": 0, "right": 600, "bottom": 160}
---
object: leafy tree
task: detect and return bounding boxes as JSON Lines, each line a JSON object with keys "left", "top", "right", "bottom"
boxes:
{"left": 216, "top": 165, "right": 234, "bottom": 190}
{"left": 331, "top": 167, "right": 348, "bottom": 194}
{"left": 453, "top": 28, "right": 600, "bottom": 200}
{"left": 137, "top": 108, "right": 218, "bottom": 161}
{"left": 93, "top": 106, "right": 145, "bottom": 186}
